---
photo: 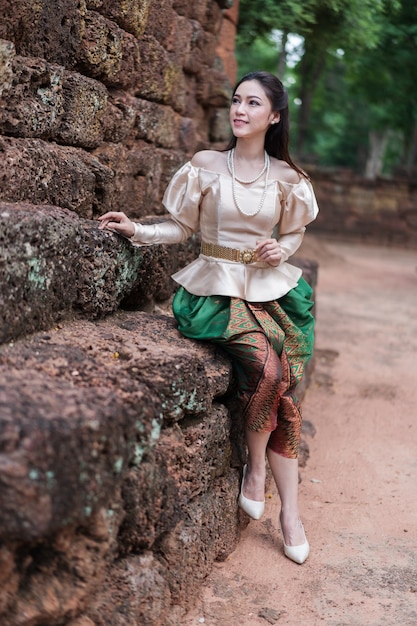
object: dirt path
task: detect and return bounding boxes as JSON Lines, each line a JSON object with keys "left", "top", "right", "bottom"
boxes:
{"left": 184, "top": 236, "right": 417, "bottom": 626}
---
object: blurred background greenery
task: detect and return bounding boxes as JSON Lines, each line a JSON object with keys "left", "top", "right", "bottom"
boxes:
{"left": 235, "top": 0, "right": 417, "bottom": 178}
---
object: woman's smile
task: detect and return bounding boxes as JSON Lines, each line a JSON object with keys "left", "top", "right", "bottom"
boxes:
{"left": 233, "top": 119, "right": 248, "bottom": 127}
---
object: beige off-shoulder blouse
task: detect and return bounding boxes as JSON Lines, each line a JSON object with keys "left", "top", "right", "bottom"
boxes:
{"left": 130, "top": 162, "right": 319, "bottom": 302}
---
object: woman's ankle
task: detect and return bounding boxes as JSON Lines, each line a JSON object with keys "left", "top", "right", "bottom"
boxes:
{"left": 243, "top": 463, "right": 265, "bottom": 501}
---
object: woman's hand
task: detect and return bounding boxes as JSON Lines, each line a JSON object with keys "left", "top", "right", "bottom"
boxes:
{"left": 255, "top": 238, "right": 284, "bottom": 267}
{"left": 98, "top": 211, "right": 135, "bottom": 239}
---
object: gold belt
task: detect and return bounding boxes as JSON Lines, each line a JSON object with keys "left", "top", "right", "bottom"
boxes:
{"left": 201, "top": 242, "right": 257, "bottom": 264}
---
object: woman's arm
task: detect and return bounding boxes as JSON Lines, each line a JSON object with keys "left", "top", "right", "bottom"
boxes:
{"left": 275, "top": 176, "right": 319, "bottom": 262}
{"left": 98, "top": 212, "right": 193, "bottom": 245}
{"left": 98, "top": 162, "right": 202, "bottom": 245}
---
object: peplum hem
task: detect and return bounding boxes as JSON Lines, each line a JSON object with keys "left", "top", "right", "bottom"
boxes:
{"left": 171, "top": 254, "right": 302, "bottom": 302}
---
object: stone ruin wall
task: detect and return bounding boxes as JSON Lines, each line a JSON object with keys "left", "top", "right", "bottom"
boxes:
{"left": 2, "top": 0, "right": 414, "bottom": 624}
{"left": 0, "top": 0, "right": 237, "bottom": 227}
{"left": 310, "top": 168, "right": 417, "bottom": 248}
{"left": 0, "top": 0, "right": 244, "bottom": 343}
{"left": 0, "top": 2, "right": 313, "bottom": 625}
{"left": 0, "top": 2, "right": 270, "bottom": 625}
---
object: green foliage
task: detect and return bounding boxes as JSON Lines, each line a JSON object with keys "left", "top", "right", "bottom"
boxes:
{"left": 235, "top": 0, "right": 416, "bottom": 175}
{"left": 237, "top": 0, "right": 316, "bottom": 45}
{"left": 238, "top": 0, "right": 391, "bottom": 49}
{"left": 235, "top": 34, "right": 280, "bottom": 77}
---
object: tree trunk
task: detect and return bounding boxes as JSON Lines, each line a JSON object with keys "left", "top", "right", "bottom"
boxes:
{"left": 295, "top": 41, "right": 326, "bottom": 159}
{"left": 364, "top": 130, "right": 389, "bottom": 179}
{"left": 277, "top": 30, "right": 288, "bottom": 78}
{"left": 405, "top": 119, "right": 417, "bottom": 175}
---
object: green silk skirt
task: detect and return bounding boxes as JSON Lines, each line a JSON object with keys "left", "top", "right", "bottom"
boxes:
{"left": 172, "top": 277, "right": 315, "bottom": 458}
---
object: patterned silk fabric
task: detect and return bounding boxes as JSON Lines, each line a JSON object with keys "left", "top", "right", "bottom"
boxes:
{"left": 173, "top": 277, "right": 314, "bottom": 459}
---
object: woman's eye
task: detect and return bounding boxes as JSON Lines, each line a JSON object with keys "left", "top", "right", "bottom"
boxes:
{"left": 232, "top": 97, "right": 240, "bottom": 104}
{"left": 249, "top": 100, "right": 260, "bottom": 106}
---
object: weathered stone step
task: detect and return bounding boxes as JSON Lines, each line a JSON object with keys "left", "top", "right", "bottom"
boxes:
{"left": 0, "top": 307, "right": 240, "bottom": 624}
{"left": 0, "top": 201, "right": 200, "bottom": 344}
{"left": 0, "top": 309, "right": 231, "bottom": 541}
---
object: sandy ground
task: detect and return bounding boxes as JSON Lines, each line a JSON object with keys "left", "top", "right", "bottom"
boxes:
{"left": 183, "top": 235, "right": 417, "bottom": 626}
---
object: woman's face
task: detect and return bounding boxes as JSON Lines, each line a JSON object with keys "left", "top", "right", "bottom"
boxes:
{"left": 230, "top": 79, "right": 279, "bottom": 140}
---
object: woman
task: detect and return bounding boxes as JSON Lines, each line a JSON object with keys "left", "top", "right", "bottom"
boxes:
{"left": 99, "top": 71, "right": 319, "bottom": 564}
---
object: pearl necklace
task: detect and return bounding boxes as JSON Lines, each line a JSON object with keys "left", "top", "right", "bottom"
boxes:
{"left": 227, "top": 148, "right": 268, "bottom": 183}
{"left": 227, "top": 148, "right": 270, "bottom": 217}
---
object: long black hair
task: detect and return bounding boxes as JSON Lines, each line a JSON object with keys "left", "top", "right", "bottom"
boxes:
{"left": 226, "top": 71, "right": 307, "bottom": 178}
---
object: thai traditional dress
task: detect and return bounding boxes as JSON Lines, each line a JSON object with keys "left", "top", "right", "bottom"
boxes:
{"left": 130, "top": 161, "right": 319, "bottom": 458}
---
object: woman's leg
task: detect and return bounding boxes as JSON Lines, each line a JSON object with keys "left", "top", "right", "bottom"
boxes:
{"left": 242, "top": 429, "right": 270, "bottom": 501}
{"left": 220, "top": 330, "right": 282, "bottom": 502}
{"left": 267, "top": 448, "right": 306, "bottom": 546}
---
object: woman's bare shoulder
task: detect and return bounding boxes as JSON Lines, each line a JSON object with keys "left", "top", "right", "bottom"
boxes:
{"left": 191, "top": 150, "right": 228, "bottom": 172}
{"left": 270, "top": 157, "right": 304, "bottom": 184}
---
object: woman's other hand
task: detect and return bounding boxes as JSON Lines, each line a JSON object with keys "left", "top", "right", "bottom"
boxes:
{"left": 255, "top": 239, "right": 284, "bottom": 267}
{"left": 98, "top": 211, "right": 135, "bottom": 239}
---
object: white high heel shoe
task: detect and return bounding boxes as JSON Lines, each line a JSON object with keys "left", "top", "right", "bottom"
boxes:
{"left": 238, "top": 464, "right": 265, "bottom": 520}
{"left": 279, "top": 517, "right": 310, "bottom": 564}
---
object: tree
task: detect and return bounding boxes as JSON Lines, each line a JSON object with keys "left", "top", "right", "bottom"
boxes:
{"left": 236, "top": 0, "right": 395, "bottom": 161}
{"left": 346, "top": 0, "right": 417, "bottom": 176}
{"left": 237, "top": 0, "right": 316, "bottom": 77}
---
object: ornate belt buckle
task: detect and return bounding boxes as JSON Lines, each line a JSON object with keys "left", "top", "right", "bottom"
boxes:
{"left": 240, "top": 249, "right": 256, "bottom": 264}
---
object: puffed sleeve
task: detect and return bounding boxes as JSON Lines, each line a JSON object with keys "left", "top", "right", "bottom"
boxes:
{"left": 131, "top": 162, "right": 201, "bottom": 246}
{"left": 277, "top": 178, "right": 319, "bottom": 261}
